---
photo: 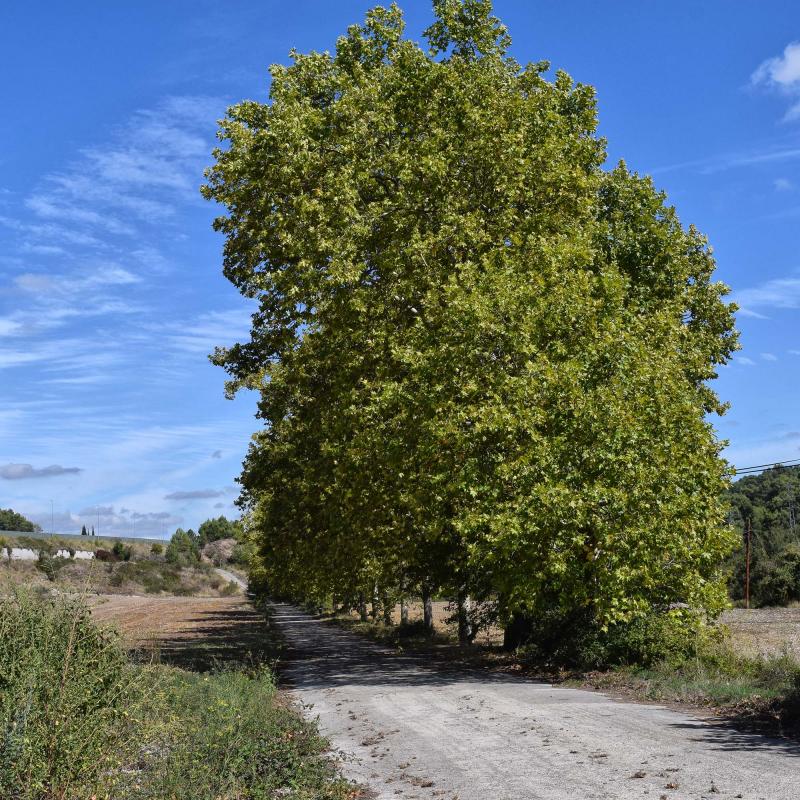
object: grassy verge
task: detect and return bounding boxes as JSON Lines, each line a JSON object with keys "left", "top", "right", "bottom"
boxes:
{"left": 0, "top": 589, "right": 357, "bottom": 800}
{"left": 573, "top": 645, "right": 800, "bottom": 738}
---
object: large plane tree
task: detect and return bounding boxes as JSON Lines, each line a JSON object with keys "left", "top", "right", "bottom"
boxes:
{"left": 203, "top": 0, "right": 738, "bottom": 638}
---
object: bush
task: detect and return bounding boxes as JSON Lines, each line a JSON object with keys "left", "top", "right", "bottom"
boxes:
{"left": 95, "top": 548, "right": 118, "bottom": 563}
{"left": 512, "top": 607, "right": 708, "bottom": 670}
{"left": 150, "top": 542, "right": 163, "bottom": 556}
{"left": 112, "top": 540, "right": 133, "bottom": 562}
{"left": 35, "top": 551, "right": 67, "bottom": 582}
{"left": 0, "top": 590, "right": 138, "bottom": 799}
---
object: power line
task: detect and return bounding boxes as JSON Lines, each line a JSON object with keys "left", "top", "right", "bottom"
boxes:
{"left": 734, "top": 457, "right": 800, "bottom": 475}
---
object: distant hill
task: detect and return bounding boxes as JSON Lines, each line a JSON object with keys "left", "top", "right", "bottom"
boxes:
{"left": 727, "top": 465, "right": 800, "bottom": 606}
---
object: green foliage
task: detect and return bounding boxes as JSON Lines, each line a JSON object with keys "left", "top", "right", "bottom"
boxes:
{"left": 204, "top": 1, "right": 738, "bottom": 641}
{"left": 0, "top": 592, "right": 354, "bottom": 800}
{"left": 150, "top": 541, "right": 164, "bottom": 555}
{"left": 727, "top": 465, "right": 800, "bottom": 606}
{"left": 166, "top": 528, "right": 200, "bottom": 566}
{"left": 112, "top": 540, "right": 133, "bottom": 561}
{"left": 120, "top": 669, "right": 350, "bottom": 800}
{"left": 107, "top": 560, "right": 190, "bottom": 594}
{"left": 512, "top": 608, "right": 710, "bottom": 670}
{"left": 34, "top": 552, "right": 67, "bottom": 582}
{"left": 0, "top": 590, "right": 137, "bottom": 799}
{"left": 197, "top": 515, "right": 243, "bottom": 547}
{"left": 0, "top": 508, "right": 41, "bottom": 533}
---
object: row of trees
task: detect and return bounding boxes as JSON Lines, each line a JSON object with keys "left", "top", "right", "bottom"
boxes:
{"left": 205, "top": 2, "right": 739, "bottom": 648}
{"left": 0, "top": 509, "right": 41, "bottom": 533}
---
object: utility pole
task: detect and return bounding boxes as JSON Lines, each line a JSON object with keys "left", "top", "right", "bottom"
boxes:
{"left": 97, "top": 506, "right": 100, "bottom": 538}
{"left": 50, "top": 500, "right": 54, "bottom": 536}
{"left": 745, "top": 517, "right": 752, "bottom": 610}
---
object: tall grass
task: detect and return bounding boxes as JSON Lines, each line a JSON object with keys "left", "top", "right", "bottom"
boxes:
{"left": 0, "top": 590, "right": 353, "bottom": 799}
{"left": 0, "top": 589, "right": 141, "bottom": 799}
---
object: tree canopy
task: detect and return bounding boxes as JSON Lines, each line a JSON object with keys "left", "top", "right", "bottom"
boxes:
{"left": 197, "top": 515, "right": 243, "bottom": 548}
{"left": 727, "top": 465, "right": 800, "bottom": 606}
{"left": 0, "top": 508, "right": 41, "bottom": 533}
{"left": 203, "top": 1, "right": 738, "bottom": 636}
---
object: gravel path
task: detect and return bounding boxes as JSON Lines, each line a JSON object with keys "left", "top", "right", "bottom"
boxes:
{"left": 270, "top": 602, "right": 800, "bottom": 800}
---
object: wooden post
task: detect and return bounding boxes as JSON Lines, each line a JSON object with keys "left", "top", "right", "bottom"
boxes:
{"left": 745, "top": 518, "right": 752, "bottom": 610}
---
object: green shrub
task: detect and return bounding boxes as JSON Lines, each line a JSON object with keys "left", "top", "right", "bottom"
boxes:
{"left": 150, "top": 542, "right": 163, "bottom": 556}
{"left": 124, "top": 668, "right": 350, "bottom": 800}
{"left": 34, "top": 551, "right": 67, "bottom": 582}
{"left": 221, "top": 580, "right": 240, "bottom": 596}
{"left": 112, "top": 540, "right": 133, "bottom": 562}
{"left": 0, "top": 590, "right": 138, "bottom": 799}
{"left": 514, "top": 607, "right": 709, "bottom": 670}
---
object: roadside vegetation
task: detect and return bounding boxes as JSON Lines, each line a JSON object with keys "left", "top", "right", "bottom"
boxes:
{"left": 0, "top": 527, "right": 241, "bottom": 597}
{"left": 0, "top": 588, "right": 355, "bottom": 800}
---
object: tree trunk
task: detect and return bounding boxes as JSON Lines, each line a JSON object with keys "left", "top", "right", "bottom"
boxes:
{"left": 400, "top": 597, "right": 409, "bottom": 625}
{"left": 503, "top": 613, "right": 533, "bottom": 651}
{"left": 457, "top": 589, "right": 473, "bottom": 645}
{"left": 422, "top": 585, "right": 434, "bottom": 633}
{"left": 371, "top": 583, "right": 379, "bottom": 622}
{"left": 358, "top": 593, "right": 368, "bottom": 622}
{"left": 382, "top": 595, "right": 393, "bottom": 626}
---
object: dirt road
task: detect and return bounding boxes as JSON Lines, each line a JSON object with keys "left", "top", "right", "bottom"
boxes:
{"left": 271, "top": 603, "right": 800, "bottom": 800}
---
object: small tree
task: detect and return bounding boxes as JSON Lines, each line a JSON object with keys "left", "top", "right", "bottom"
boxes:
{"left": 81, "top": 525, "right": 87, "bottom": 537}
{"left": 165, "top": 529, "right": 200, "bottom": 566}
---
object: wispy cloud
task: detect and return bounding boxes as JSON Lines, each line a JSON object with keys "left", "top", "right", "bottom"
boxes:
{"left": 736, "top": 356, "right": 757, "bottom": 366}
{"left": 165, "top": 308, "right": 254, "bottom": 355}
{"left": 730, "top": 275, "right": 800, "bottom": 315}
{"left": 761, "top": 352, "right": 779, "bottom": 362}
{"left": 774, "top": 177, "right": 794, "bottom": 191}
{"left": 164, "top": 489, "right": 225, "bottom": 500}
{"left": 752, "top": 41, "right": 800, "bottom": 121}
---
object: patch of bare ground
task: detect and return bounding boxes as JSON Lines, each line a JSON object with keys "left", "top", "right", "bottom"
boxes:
{"left": 88, "top": 593, "right": 279, "bottom": 670}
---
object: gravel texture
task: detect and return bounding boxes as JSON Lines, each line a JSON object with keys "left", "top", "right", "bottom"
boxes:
{"left": 271, "top": 603, "right": 800, "bottom": 800}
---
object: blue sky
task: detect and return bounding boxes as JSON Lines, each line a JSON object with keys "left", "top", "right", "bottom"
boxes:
{"left": 1, "top": 1, "right": 799, "bottom": 536}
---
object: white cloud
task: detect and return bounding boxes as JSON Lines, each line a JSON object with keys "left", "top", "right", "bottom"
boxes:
{"left": 0, "top": 319, "right": 21, "bottom": 337}
{"left": 752, "top": 41, "right": 800, "bottom": 121}
{"left": 761, "top": 352, "right": 778, "bottom": 361}
{"left": 753, "top": 42, "right": 800, "bottom": 88}
{"left": 736, "top": 356, "right": 757, "bottom": 366}
{"left": 731, "top": 275, "right": 800, "bottom": 314}
{"left": 774, "top": 177, "right": 794, "bottom": 191}
{"left": 166, "top": 308, "right": 254, "bottom": 355}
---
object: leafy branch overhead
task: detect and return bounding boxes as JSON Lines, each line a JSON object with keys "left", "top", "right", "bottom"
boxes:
{"left": 203, "top": 1, "right": 739, "bottom": 634}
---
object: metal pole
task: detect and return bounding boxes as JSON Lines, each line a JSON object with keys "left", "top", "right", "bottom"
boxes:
{"left": 50, "top": 500, "right": 54, "bottom": 535}
{"left": 745, "top": 518, "right": 752, "bottom": 610}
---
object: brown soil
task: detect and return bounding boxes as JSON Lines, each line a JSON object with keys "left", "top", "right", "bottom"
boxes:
{"left": 88, "top": 593, "right": 277, "bottom": 670}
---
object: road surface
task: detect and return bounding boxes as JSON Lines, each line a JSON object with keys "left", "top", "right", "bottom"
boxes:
{"left": 269, "top": 602, "right": 800, "bottom": 800}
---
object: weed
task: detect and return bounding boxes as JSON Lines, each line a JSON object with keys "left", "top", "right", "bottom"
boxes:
{"left": 0, "top": 589, "right": 141, "bottom": 799}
